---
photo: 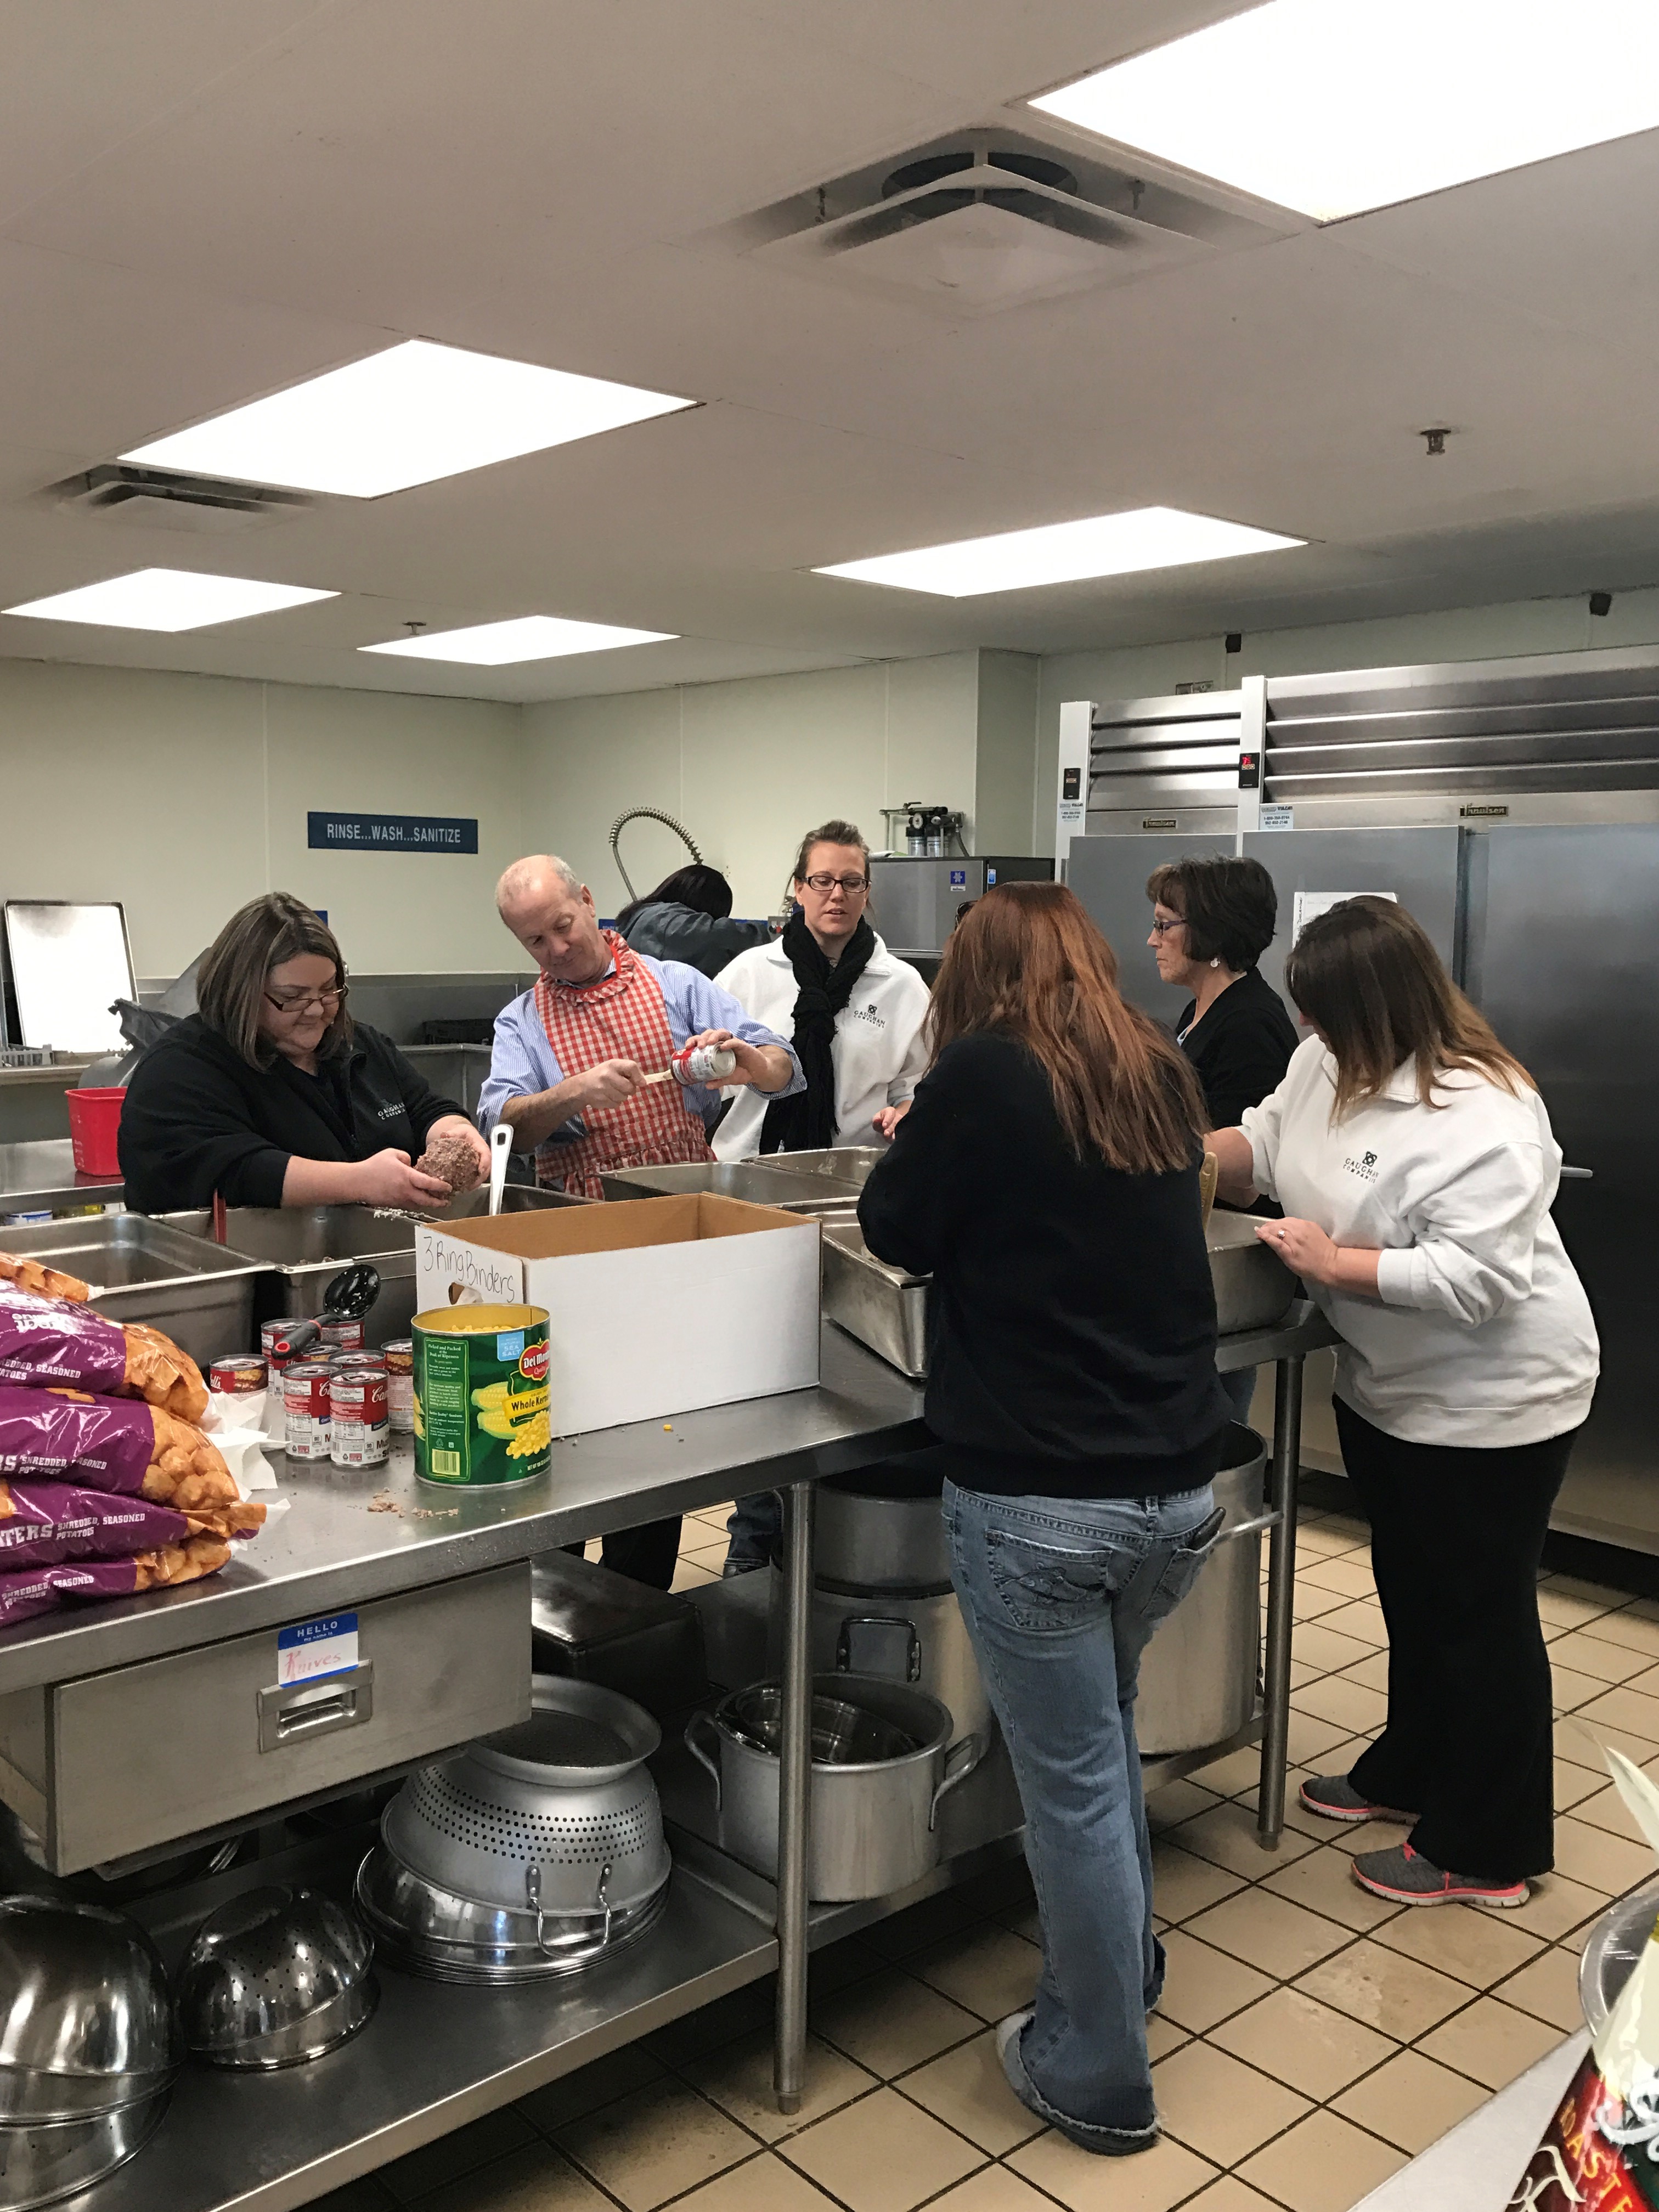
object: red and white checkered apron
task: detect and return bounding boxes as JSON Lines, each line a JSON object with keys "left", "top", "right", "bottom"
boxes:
{"left": 532, "top": 932, "right": 714, "bottom": 1198}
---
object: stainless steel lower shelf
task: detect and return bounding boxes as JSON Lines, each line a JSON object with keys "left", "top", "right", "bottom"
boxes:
{"left": 89, "top": 1864, "right": 776, "bottom": 2212}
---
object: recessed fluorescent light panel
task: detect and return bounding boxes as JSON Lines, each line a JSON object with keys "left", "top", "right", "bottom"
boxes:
{"left": 816, "top": 507, "right": 1302, "bottom": 597}
{"left": 120, "top": 340, "right": 695, "bottom": 498}
{"left": 1031, "top": 0, "right": 1659, "bottom": 221}
{"left": 3, "top": 567, "right": 336, "bottom": 631}
{"left": 361, "top": 616, "right": 677, "bottom": 665}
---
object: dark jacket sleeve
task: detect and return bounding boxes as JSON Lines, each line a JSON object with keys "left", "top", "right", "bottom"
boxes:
{"left": 376, "top": 1036, "right": 466, "bottom": 1153}
{"left": 623, "top": 905, "right": 772, "bottom": 982}
{"left": 118, "top": 1040, "right": 290, "bottom": 1214}
{"left": 857, "top": 1043, "right": 969, "bottom": 1276}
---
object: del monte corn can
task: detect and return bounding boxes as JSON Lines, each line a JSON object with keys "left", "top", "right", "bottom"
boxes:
{"left": 413, "top": 1304, "right": 551, "bottom": 1486}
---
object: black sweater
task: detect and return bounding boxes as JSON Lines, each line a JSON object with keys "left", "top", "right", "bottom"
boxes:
{"left": 857, "top": 1032, "right": 1227, "bottom": 1499}
{"left": 118, "top": 1015, "right": 466, "bottom": 1215}
{"left": 1175, "top": 967, "right": 1299, "bottom": 1132}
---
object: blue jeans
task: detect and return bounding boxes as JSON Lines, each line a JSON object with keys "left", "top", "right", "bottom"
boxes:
{"left": 1219, "top": 1366, "right": 1259, "bottom": 1425}
{"left": 944, "top": 1479, "right": 1220, "bottom": 2144}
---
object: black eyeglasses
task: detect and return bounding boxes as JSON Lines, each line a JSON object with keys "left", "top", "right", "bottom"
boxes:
{"left": 802, "top": 873, "right": 869, "bottom": 895}
{"left": 265, "top": 985, "right": 346, "bottom": 1015}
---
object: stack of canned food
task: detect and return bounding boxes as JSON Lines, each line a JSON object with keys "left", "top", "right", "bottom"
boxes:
{"left": 257, "top": 1317, "right": 415, "bottom": 1468}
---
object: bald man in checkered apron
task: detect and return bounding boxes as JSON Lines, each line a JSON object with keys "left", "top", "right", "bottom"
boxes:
{"left": 482, "top": 856, "right": 802, "bottom": 1585}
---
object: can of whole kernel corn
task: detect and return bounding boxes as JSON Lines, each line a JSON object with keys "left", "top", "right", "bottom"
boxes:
{"left": 411, "top": 1304, "right": 551, "bottom": 1487}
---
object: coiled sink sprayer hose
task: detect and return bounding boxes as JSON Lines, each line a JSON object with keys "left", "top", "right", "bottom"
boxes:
{"left": 609, "top": 808, "right": 702, "bottom": 903}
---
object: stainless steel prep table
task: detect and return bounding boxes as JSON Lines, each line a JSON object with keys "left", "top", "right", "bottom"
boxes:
{"left": 0, "top": 1309, "right": 1333, "bottom": 2212}
{"left": 0, "top": 1136, "right": 123, "bottom": 1213}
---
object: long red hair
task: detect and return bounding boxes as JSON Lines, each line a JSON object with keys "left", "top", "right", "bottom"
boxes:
{"left": 929, "top": 882, "right": 1206, "bottom": 1174}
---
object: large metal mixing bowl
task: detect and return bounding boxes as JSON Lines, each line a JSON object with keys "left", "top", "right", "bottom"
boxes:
{"left": 354, "top": 1846, "right": 669, "bottom": 1984}
{"left": 0, "top": 1897, "right": 179, "bottom": 2123}
{"left": 1581, "top": 1877, "right": 1659, "bottom": 2037}
{"left": 0, "top": 2086, "right": 171, "bottom": 2209}
{"left": 176, "top": 1887, "right": 376, "bottom": 2072}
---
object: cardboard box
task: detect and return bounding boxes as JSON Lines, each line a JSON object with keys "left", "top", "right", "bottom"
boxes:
{"left": 413, "top": 1194, "right": 820, "bottom": 1436}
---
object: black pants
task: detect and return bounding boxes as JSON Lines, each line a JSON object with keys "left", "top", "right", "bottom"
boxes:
{"left": 1339, "top": 1399, "right": 1580, "bottom": 1883}
{"left": 562, "top": 1517, "right": 682, "bottom": 1591}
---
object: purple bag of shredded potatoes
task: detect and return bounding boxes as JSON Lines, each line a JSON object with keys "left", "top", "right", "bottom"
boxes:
{"left": 0, "top": 1479, "right": 188, "bottom": 1567}
{"left": 0, "top": 1386, "right": 156, "bottom": 1496}
{"left": 0, "top": 1558, "right": 150, "bottom": 1628}
{"left": 0, "top": 1286, "right": 127, "bottom": 1396}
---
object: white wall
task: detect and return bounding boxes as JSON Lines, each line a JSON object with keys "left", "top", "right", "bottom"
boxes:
{"left": 1031, "top": 585, "right": 1659, "bottom": 851}
{"left": 520, "top": 654, "right": 986, "bottom": 918}
{"left": 9, "top": 578, "right": 1657, "bottom": 984}
{"left": 0, "top": 659, "right": 523, "bottom": 979}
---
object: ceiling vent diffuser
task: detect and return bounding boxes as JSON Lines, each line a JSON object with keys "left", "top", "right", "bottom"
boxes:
{"left": 44, "top": 465, "right": 317, "bottom": 534}
{"left": 699, "top": 126, "right": 1289, "bottom": 314}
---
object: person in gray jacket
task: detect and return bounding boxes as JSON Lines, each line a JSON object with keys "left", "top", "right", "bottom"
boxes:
{"left": 615, "top": 866, "right": 771, "bottom": 980}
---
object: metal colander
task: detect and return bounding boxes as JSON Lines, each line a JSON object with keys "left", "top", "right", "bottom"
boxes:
{"left": 174, "top": 1887, "right": 376, "bottom": 2071}
{"left": 381, "top": 1677, "right": 670, "bottom": 1920}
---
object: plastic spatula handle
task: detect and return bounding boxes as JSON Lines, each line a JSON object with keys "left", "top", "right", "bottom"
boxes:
{"left": 488, "top": 1122, "right": 514, "bottom": 1216}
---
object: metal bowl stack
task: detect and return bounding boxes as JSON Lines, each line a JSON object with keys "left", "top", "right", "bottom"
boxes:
{"left": 176, "top": 1886, "right": 377, "bottom": 2070}
{"left": 0, "top": 1895, "right": 180, "bottom": 2208}
{"left": 356, "top": 1677, "right": 672, "bottom": 1983}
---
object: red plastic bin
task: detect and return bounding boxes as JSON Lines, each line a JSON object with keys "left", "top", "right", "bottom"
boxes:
{"left": 66, "top": 1087, "right": 126, "bottom": 1178}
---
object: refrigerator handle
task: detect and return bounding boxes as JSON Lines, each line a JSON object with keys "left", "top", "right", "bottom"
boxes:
{"left": 1560, "top": 1166, "right": 1594, "bottom": 1180}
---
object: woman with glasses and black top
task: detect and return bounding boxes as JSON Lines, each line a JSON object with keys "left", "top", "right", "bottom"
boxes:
{"left": 1147, "top": 857, "right": 1300, "bottom": 1421}
{"left": 119, "top": 893, "right": 486, "bottom": 1216}
{"left": 1147, "top": 857, "right": 1299, "bottom": 1137}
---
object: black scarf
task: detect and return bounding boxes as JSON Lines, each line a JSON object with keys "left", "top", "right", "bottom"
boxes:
{"left": 760, "top": 912, "right": 878, "bottom": 1153}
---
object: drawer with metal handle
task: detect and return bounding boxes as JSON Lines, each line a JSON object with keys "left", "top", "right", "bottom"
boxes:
{"left": 0, "top": 1563, "right": 529, "bottom": 1874}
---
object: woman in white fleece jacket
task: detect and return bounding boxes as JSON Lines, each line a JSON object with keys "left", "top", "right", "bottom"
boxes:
{"left": 1209, "top": 896, "right": 1598, "bottom": 1912}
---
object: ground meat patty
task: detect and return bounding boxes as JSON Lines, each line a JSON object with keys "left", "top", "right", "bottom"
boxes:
{"left": 416, "top": 1130, "right": 483, "bottom": 1194}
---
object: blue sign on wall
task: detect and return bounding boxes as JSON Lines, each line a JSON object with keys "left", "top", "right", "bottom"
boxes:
{"left": 308, "top": 812, "right": 478, "bottom": 854}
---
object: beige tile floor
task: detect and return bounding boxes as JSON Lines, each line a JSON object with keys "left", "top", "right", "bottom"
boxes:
{"left": 318, "top": 1502, "right": 1657, "bottom": 2212}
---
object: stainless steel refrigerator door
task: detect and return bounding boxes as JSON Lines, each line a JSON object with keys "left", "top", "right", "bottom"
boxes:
{"left": 1462, "top": 824, "right": 1659, "bottom": 1551}
{"left": 1065, "top": 833, "right": 1235, "bottom": 1019}
{"left": 1241, "top": 827, "right": 1466, "bottom": 1003}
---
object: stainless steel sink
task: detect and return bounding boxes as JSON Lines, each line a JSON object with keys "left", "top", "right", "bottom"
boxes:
{"left": 159, "top": 1189, "right": 586, "bottom": 1347}
{"left": 821, "top": 1224, "right": 929, "bottom": 1379}
{"left": 0, "top": 1216, "right": 264, "bottom": 1367}
{"left": 1206, "top": 1211, "right": 1298, "bottom": 1336}
{"left": 599, "top": 1161, "right": 865, "bottom": 1215}
{"left": 744, "top": 1147, "right": 888, "bottom": 1188}
{"left": 819, "top": 1209, "right": 1296, "bottom": 1379}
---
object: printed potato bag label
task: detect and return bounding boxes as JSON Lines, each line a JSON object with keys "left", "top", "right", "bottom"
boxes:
{"left": 413, "top": 1308, "right": 551, "bottom": 1486}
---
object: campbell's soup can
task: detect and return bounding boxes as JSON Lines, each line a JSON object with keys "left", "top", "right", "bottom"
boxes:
{"left": 670, "top": 1041, "right": 737, "bottom": 1086}
{"left": 209, "top": 1354, "right": 268, "bottom": 1396}
{"left": 281, "top": 1361, "right": 334, "bottom": 1459}
{"left": 382, "top": 1340, "right": 415, "bottom": 1432}
{"left": 262, "top": 1316, "right": 320, "bottom": 1372}
{"left": 330, "top": 1369, "right": 390, "bottom": 1468}
{"left": 318, "top": 1315, "right": 366, "bottom": 1355}
{"left": 411, "top": 1305, "right": 550, "bottom": 1486}
{"left": 330, "top": 1350, "right": 386, "bottom": 1374}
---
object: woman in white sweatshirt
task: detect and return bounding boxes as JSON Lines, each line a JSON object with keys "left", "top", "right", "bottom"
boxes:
{"left": 1208, "top": 896, "right": 1598, "bottom": 1910}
